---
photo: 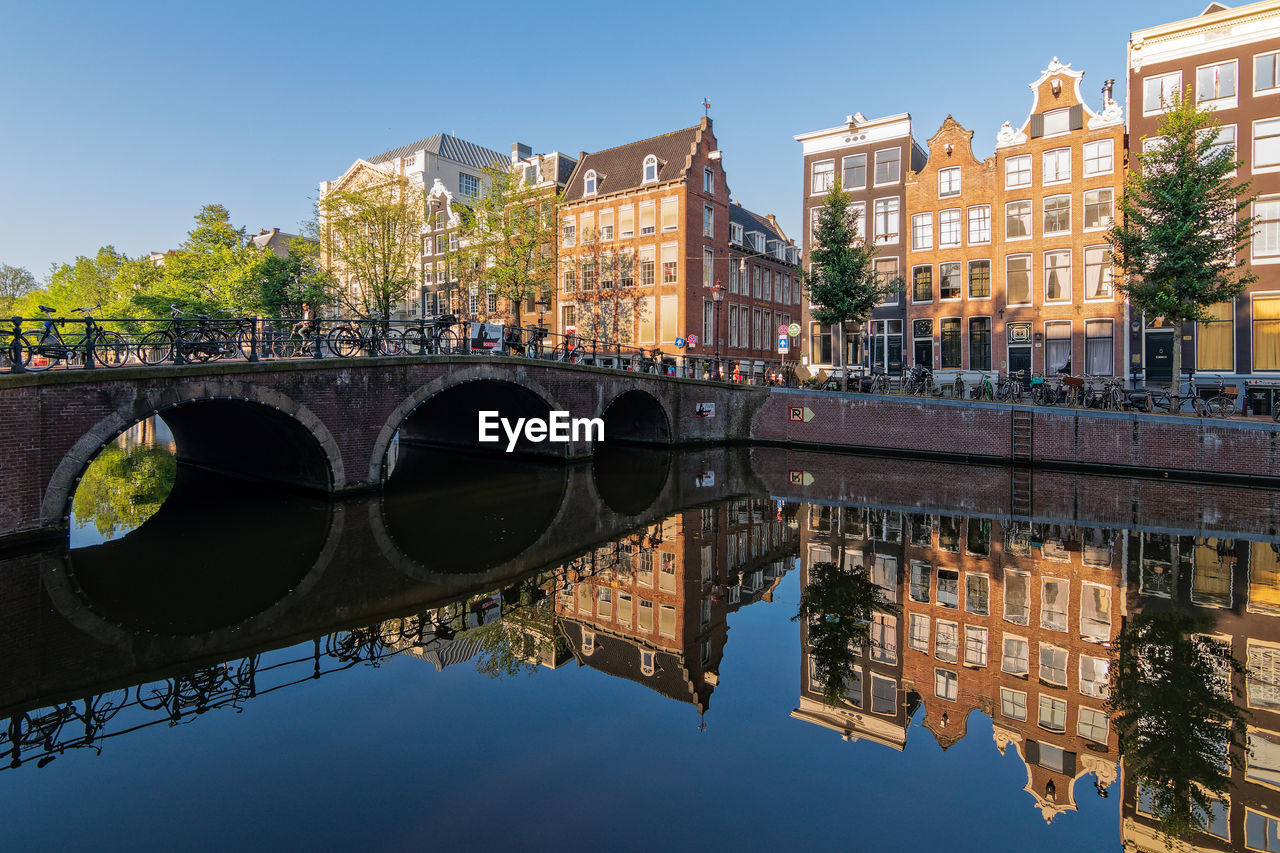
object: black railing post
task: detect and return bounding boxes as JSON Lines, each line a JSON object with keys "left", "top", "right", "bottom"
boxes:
{"left": 7, "top": 317, "right": 24, "bottom": 373}
{"left": 83, "top": 318, "right": 96, "bottom": 369}
{"left": 173, "top": 317, "right": 185, "bottom": 365}
{"left": 247, "top": 316, "right": 259, "bottom": 362}
{"left": 312, "top": 319, "right": 323, "bottom": 359}
{"left": 417, "top": 317, "right": 427, "bottom": 355}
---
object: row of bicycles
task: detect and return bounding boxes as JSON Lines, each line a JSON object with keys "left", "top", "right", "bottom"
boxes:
{"left": 891, "top": 364, "right": 1243, "bottom": 417}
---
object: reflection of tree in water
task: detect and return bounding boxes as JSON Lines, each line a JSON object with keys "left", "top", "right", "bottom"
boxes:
{"left": 1111, "top": 610, "right": 1248, "bottom": 842}
{"left": 71, "top": 441, "right": 176, "bottom": 538}
{"left": 794, "top": 561, "right": 899, "bottom": 707}
{"left": 471, "top": 575, "right": 568, "bottom": 679}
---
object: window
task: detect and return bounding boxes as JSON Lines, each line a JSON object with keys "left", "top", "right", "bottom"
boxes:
{"left": 909, "top": 560, "right": 931, "bottom": 603}
{"left": 850, "top": 202, "right": 866, "bottom": 241}
{"left": 584, "top": 170, "right": 597, "bottom": 195}
{"left": 658, "top": 604, "right": 675, "bottom": 637}
{"left": 871, "top": 612, "right": 898, "bottom": 663}
{"left": 640, "top": 202, "right": 656, "bottom": 236}
{"left": 1085, "top": 320, "right": 1114, "bottom": 375}
{"left": 1002, "top": 635, "right": 1029, "bottom": 675}
{"left": 1248, "top": 729, "right": 1280, "bottom": 788}
{"left": 812, "top": 159, "right": 835, "bottom": 193}
{"left": 643, "top": 155, "right": 658, "bottom": 183}
{"left": 843, "top": 153, "right": 867, "bottom": 189}
{"left": 909, "top": 613, "right": 930, "bottom": 652}
{"left": 969, "top": 318, "right": 991, "bottom": 370}
{"left": 1006, "top": 254, "right": 1031, "bottom": 304}
{"left": 661, "top": 197, "right": 678, "bottom": 231}
{"left": 968, "top": 206, "right": 991, "bottom": 244}
{"left": 459, "top": 172, "right": 480, "bottom": 197}
{"left": 939, "top": 209, "right": 961, "bottom": 247}
{"left": 1043, "top": 195, "right": 1071, "bottom": 234}
{"left": 964, "top": 626, "right": 988, "bottom": 667}
{"left": 935, "top": 668, "right": 958, "bottom": 700}
{"left": 1256, "top": 118, "right": 1280, "bottom": 171}
{"left": 1201, "top": 124, "right": 1237, "bottom": 168}
{"left": 1044, "top": 250, "right": 1071, "bottom": 302}
{"left": 873, "top": 198, "right": 899, "bottom": 244}
{"left": 1042, "top": 148, "right": 1071, "bottom": 184}
{"left": 935, "top": 620, "right": 959, "bottom": 663}
{"left": 933, "top": 261, "right": 959, "bottom": 301}
{"left": 870, "top": 674, "right": 897, "bottom": 715}
{"left": 1080, "top": 583, "right": 1112, "bottom": 642}
{"left": 1005, "top": 154, "right": 1031, "bottom": 188}
{"left": 1247, "top": 809, "right": 1280, "bottom": 851}
{"left": 1258, "top": 198, "right": 1280, "bottom": 259}
{"left": 1143, "top": 71, "right": 1181, "bottom": 114}
{"left": 1005, "top": 200, "right": 1032, "bottom": 240}
{"left": 1259, "top": 51, "right": 1280, "bottom": 94}
{"left": 563, "top": 268, "right": 577, "bottom": 293}
{"left": 1046, "top": 321, "right": 1072, "bottom": 373}
{"left": 486, "top": 292, "right": 499, "bottom": 313}
{"left": 1197, "top": 60, "right": 1237, "bottom": 105}
{"left": 703, "top": 167, "right": 714, "bottom": 193}
{"left": 1083, "top": 139, "right": 1114, "bottom": 175}
{"left": 703, "top": 204, "right": 714, "bottom": 238}
{"left": 1042, "top": 579, "right": 1069, "bottom": 632}
{"left": 1198, "top": 302, "right": 1234, "bottom": 371}
{"left": 638, "top": 247, "right": 655, "bottom": 287}
{"left": 730, "top": 222, "right": 743, "bottom": 246}
{"left": 618, "top": 205, "right": 634, "bottom": 239}
{"left": 1258, "top": 294, "right": 1280, "bottom": 371}
{"left": 1083, "top": 189, "right": 1113, "bottom": 230}
{"left": 939, "top": 166, "right": 961, "bottom": 197}
{"left": 562, "top": 217, "right": 576, "bottom": 247}
{"left": 1084, "top": 246, "right": 1113, "bottom": 300}
{"left": 968, "top": 260, "right": 990, "bottom": 298}
{"left": 912, "top": 265, "right": 932, "bottom": 303}
{"left": 1038, "top": 694, "right": 1067, "bottom": 732}
{"left": 911, "top": 213, "right": 933, "bottom": 250}
{"left": 1001, "top": 687, "right": 1028, "bottom": 721}
{"left": 1079, "top": 655, "right": 1110, "bottom": 698}
{"left": 599, "top": 210, "right": 614, "bottom": 241}
{"left": 965, "top": 573, "right": 990, "bottom": 615}
{"left": 703, "top": 248, "right": 714, "bottom": 288}
{"left": 662, "top": 245, "right": 677, "bottom": 283}
{"left": 1043, "top": 108, "right": 1071, "bottom": 136}
{"left": 1077, "top": 710, "right": 1110, "bottom": 746}
{"left": 874, "top": 148, "right": 901, "bottom": 185}
{"left": 940, "top": 318, "right": 961, "bottom": 368}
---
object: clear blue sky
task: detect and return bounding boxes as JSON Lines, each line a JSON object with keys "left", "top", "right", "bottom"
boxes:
{"left": 1, "top": 0, "right": 1206, "bottom": 279}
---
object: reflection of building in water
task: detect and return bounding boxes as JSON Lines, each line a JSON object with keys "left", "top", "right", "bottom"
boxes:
{"left": 117, "top": 415, "right": 176, "bottom": 454}
{"left": 795, "top": 506, "right": 1121, "bottom": 820}
{"left": 1123, "top": 533, "right": 1280, "bottom": 852}
{"left": 793, "top": 504, "right": 918, "bottom": 750}
{"left": 556, "top": 500, "right": 796, "bottom": 712}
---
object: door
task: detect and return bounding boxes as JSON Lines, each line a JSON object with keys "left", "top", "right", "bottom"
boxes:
{"left": 887, "top": 334, "right": 903, "bottom": 375}
{"left": 1145, "top": 332, "right": 1174, "bottom": 385}
{"left": 914, "top": 338, "right": 932, "bottom": 370}
{"left": 1008, "top": 345, "right": 1031, "bottom": 376}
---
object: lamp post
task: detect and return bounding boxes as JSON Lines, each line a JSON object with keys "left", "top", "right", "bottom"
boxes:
{"left": 711, "top": 279, "right": 725, "bottom": 379}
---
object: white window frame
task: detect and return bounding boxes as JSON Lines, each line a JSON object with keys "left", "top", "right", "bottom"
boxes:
{"left": 811, "top": 159, "right": 835, "bottom": 195}
{"left": 584, "top": 169, "right": 598, "bottom": 196}
{"left": 704, "top": 167, "right": 714, "bottom": 193}
{"left": 842, "top": 153, "right": 867, "bottom": 190}
{"left": 1196, "top": 59, "right": 1239, "bottom": 109}
{"left": 1038, "top": 693, "right": 1067, "bottom": 733}
{"left": 1043, "top": 195, "right": 1071, "bottom": 236}
{"left": 1083, "top": 139, "right": 1114, "bottom": 176}
{"left": 873, "top": 147, "right": 901, "bottom": 186}
{"left": 872, "top": 197, "right": 899, "bottom": 245}
{"left": 1084, "top": 245, "right": 1115, "bottom": 301}
{"left": 1255, "top": 117, "right": 1280, "bottom": 174}
{"left": 1083, "top": 188, "right": 1114, "bottom": 232}
{"left": 938, "top": 208, "right": 961, "bottom": 248}
{"left": 1258, "top": 50, "right": 1280, "bottom": 96}
{"left": 1005, "top": 154, "right": 1031, "bottom": 188}
{"left": 1255, "top": 196, "right": 1280, "bottom": 263}
{"left": 1079, "top": 654, "right": 1110, "bottom": 699}
{"left": 1143, "top": 71, "right": 1182, "bottom": 116}
{"left": 911, "top": 212, "right": 933, "bottom": 251}
{"left": 1002, "top": 633, "right": 1030, "bottom": 676}
{"left": 935, "top": 668, "right": 958, "bottom": 701}
{"left": 1000, "top": 687, "right": 1028, "bottom": 721}
{"left": 643, "top": 155, "right": 659, "bottom": 183}
{"left": 1005, "top": 200, "right": 1032, "bottom": 242}
{"left": 938, "top": 166, "right": 961, "bottom": 198}
{"left": 935, "top": 619, "right": 959, "bottom": 664}
{"left": 964, "top": 625, "right": 988, "bottom": 668}
{"left": 1044, "top": 250, "right": 1072, "bottom": 304}
{"left": 1042, "top": 148, "right": 1071, "bottom": 185}
{"left": 1042, "top": 107, "right": 1071, "bottom": 137}
{"left": 967, "top": 205, "right": 991, "bottom": 245}
{"left": 908, "top": 612, "right": 930, "bottom": 652}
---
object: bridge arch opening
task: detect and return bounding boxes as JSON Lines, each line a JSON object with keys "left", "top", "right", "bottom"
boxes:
{"left": 600, "top": 390, "right": 671, "bottom": 446}
{"left": 391, "top": 378, "right": 567, "bottom": 462}
{"left": 591, "top": 446, "right": 672, "bottom": 517}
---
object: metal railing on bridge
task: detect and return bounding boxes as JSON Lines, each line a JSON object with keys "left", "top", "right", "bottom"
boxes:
{"left": 2, "top": 306, "right": 797, "bottom": 388}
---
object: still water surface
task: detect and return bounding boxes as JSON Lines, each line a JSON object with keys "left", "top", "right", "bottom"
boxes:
{"left": 1, "top": 423, "right": 1277, "bottom": 851}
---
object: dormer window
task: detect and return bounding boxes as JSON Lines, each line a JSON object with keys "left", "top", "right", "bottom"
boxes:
{"left": 584, "top": 169, "right": 598, "bottom": 195}
{"left": 643, "top": 155, "right": 659, "bottom": 183}
{"left": 730, "top": 222, "right": 743, "bottom": 244}
{"left": 640, "top": 650, "right": 655, "bottom": 676}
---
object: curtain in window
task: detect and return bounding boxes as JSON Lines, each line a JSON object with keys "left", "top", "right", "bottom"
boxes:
{"left": 1193, "top": 540, "right": 1233, "bottom": 607}
{"left": 1256, "top": 296, "right": 1280, "bottom": 370}
{"left": 1042, "top": 580, "right": 1068, "bottom": 631}
{"left": 1251, "top": 542, "right": 1280, "bottom": 614}
{"left": 1085, "top": 321, "right": 1113, "bottom": 375}
{"left": 1005, "top": 573, "right": 1030, "bottom": 624}
{"left": 1080, "top": 585, "right": 1112, "bottom": 641}
{"left": 1198, "top": 302, "right": 1234, "bottom": 371}
{"left": 1045, "top": 323, "right": 1072, "bottom": 373}
{"left": 1249, "top": 730, "right": 1280, "bottom": 787}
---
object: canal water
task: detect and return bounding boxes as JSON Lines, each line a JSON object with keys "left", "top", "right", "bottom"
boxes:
{"left": 1, "top": 419, "right": 1278, "bottom": 851}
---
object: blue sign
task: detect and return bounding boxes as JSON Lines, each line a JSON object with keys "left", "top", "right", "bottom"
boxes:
{"left": 674, "top": 337, "right": 686, "bottom": 348}
{"left": 777, "top": 336, "right": 790, "bottom": 353}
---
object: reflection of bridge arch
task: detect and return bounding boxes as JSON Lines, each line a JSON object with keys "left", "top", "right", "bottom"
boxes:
{"left": 369, "top": 366, "right": 568, "bottom": 481}
{"left": 599, "top": 389, "right": 672, "bottom": 447}
{"left": 40, "top": 382, "right": 342, "bottom": 529}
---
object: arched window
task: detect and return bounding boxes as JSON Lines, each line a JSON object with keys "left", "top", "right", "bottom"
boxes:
{"left": 643, "top": 155, "right": 658, "bottom": 183}
{"left": 584, "top": 169, "right": 598, "bottom": 195}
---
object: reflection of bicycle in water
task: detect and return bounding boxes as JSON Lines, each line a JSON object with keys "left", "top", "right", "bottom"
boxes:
{"left": 325, "top": 627, "right": 391, "bottom": 667}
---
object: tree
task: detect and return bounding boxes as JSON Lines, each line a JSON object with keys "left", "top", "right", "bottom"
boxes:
{"left": 256, "top": 237, "right": 332, "bottom": 318}
{"left": 320, "top": 173, "right": 425, "bottom": 320}
{"left": 453, "top": 163, "right": 559, "bottom": 327}
{"left": 71, "top": 438, "right": 177, "bottom": 538}
{"left": 803, "top": 179, "right": 896, "bottom": 389}
{"left": 792, "top": 560, "right": 899, "bottom": 706}
{"left": 19, "top": 246, "right": 160, "bottom": 321}
{"left": 1109, "top": 609, "right": 1249, "bottom": 842}
{"left": 0, "top": 264, "right": 36, "bottom": 315}
{"left": 141, "top": 204, "right": 269, "bottom": 316}
{"left": 1108, "top": 90, "right": 1257, "bottom": 389}
{"left": 562, "top": 238, "right": 645, "bottom": 345}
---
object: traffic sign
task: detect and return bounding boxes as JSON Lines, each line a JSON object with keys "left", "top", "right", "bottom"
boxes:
{"left": 777, "top": 336, "right": 789, "bottom": 354}
{"left": 674, "top": 337, "right": 686, "bottom": 348}
{"left": 688, "top": 334, "right": 699, "bottom": 347}
{"left": 788, "top": 470, "right": 814, "bottom": 486}
{"left": 788, "top": 322, "right": 801, "bottom": 337}
{"left": 777, "top": 324, "right": 788, "bottom": 335}
{"left": 788, "top": 406, "right": 815, "bottom": 423}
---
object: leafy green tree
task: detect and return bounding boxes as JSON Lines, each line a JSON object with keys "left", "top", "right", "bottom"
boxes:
{"left": 256, "top": 237, "right": 332, "bottom": 318}
{"left": 793, "top": 560, "right": 899, "bottom": 706}
{"left": 803, "top": 179, "right": 896, "bottom": 389}
{"left": 0, "top": 264, "right": 37, "bottom": 315}
{"left": 141, "top": 204, "right": 268, "bottom": 315}
{"left": 1108, "top": 90, "right": 1257, "bottom": 387}
{"left": 17, "top": 246, "right": 160, "bottom": 320}
{"left": 71, "top": 439, "right": 177, "bottom": 538}
{"left": 320, "top": 174, "right": 425, "bottom": 320}
{"left": 1109, "top": 609, "right": 1249, "bottom": 842}
{"left": 453, "top": 163, "right": 559, "bottom": 327}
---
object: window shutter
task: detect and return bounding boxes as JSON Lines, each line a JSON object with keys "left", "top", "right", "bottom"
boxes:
{"left": 1069, "top": 105, "right": 1084, "bottom": 131}
{"left": 1062, "top": 750, "right": 1077, "bottom": 778}
{"left": 1029, "top": 114, "right": 1044, "bottom": 139}
{"left": 1025, "top": 740, "right": 1041, "bottom": 765}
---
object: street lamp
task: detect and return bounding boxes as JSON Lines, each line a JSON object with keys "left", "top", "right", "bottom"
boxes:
{"left": 535, "top": 297, "right": 550, "bottom": 329}
{"left": 711, "top": 279, "right": 725, "bottom": 378}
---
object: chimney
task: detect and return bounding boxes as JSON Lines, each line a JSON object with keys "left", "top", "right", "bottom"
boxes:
{"left": 511, "top": 142, "right": 532, "bottom": 163}
{"left": 1102, "top": 78, "right": 1115, "bottom": 103}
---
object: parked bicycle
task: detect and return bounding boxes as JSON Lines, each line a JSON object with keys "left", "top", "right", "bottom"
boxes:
{"left": 403, "top": 314, "right": 463, "bottom": 355}
{"left": 1148, "top": 371, "right": 1210, "bottom": 416}
{"left": 995, "top": 370, "right": 1026, "bottom": 403}
{"left": 902, "top": 363, "right": 934, "bottom": 396}
{"left": 1198, "top": 374, "right": 1239, "bottom": 418}
{"left": 327, "top": 319, "right": 404, "bottom": 358}
{"left": 17, "top": 304, "right": 128, "bottom": 370}
{"left": 137, "top": 306, "right": 237, "bottom": 365}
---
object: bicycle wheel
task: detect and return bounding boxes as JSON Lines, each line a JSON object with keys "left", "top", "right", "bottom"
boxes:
{"left": 95, "top": 331, "right": 129, "bottom": 367}
{"left": 402, "top": 328, "right": 427, "bottom": 354}
{"left": 996, "top": 383, "right": 1012, "bottom": 402}
{"left": 952, "top": 376, "right": 965, "bottom": 399}
{"left": 378, "top": 328, "right": 405, "bottom": 356}
{"left": 1192, "top": 396, "right": 1210, "bottom": 417}
{"left": 328, "top": 326, "right": 360, "bottom": 358}
{"left": 18, "top": 333, "right": 54, "bottom": 371}
{"left": 437, "top": 329, "right": 460, "bottom": 355}
{"left": 1207, "top": 395, "right": 1235, "bottom": 418}
{"left": 135, "top": 680, "right": 173, "bottom": 711}
{"left": 137, "top": 331, "right": 174, "bottom": 365}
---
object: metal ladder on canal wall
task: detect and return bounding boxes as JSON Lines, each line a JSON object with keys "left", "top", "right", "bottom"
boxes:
{"left": 1011, "top": 409, "right": 1033, "bottom": 518}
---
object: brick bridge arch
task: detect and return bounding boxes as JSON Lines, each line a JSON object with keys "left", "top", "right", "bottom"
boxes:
{"left": 40, "top": 381, "right": 344, "bottom": 530}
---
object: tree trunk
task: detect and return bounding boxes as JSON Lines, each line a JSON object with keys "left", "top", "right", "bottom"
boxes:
{"left": 1172, "top": 324, "right": 1183, "bottom": 411}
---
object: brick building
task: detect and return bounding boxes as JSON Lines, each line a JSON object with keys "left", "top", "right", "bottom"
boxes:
{"left": 557, "top": 118, "right": 800, "bottom": 370}
{"left": 904, "top": 59, "right": 1127, "bottom": 382}
{"left": 795, "top": 112, "right": 928, "bottom": 378}
{"left": 1128, "top": 1, "right": 1280, "bottom": 396}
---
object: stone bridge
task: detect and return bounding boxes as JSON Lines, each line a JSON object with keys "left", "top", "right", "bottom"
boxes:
{"left": 0, "top": 356, "right": 767, "bottom": 545}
